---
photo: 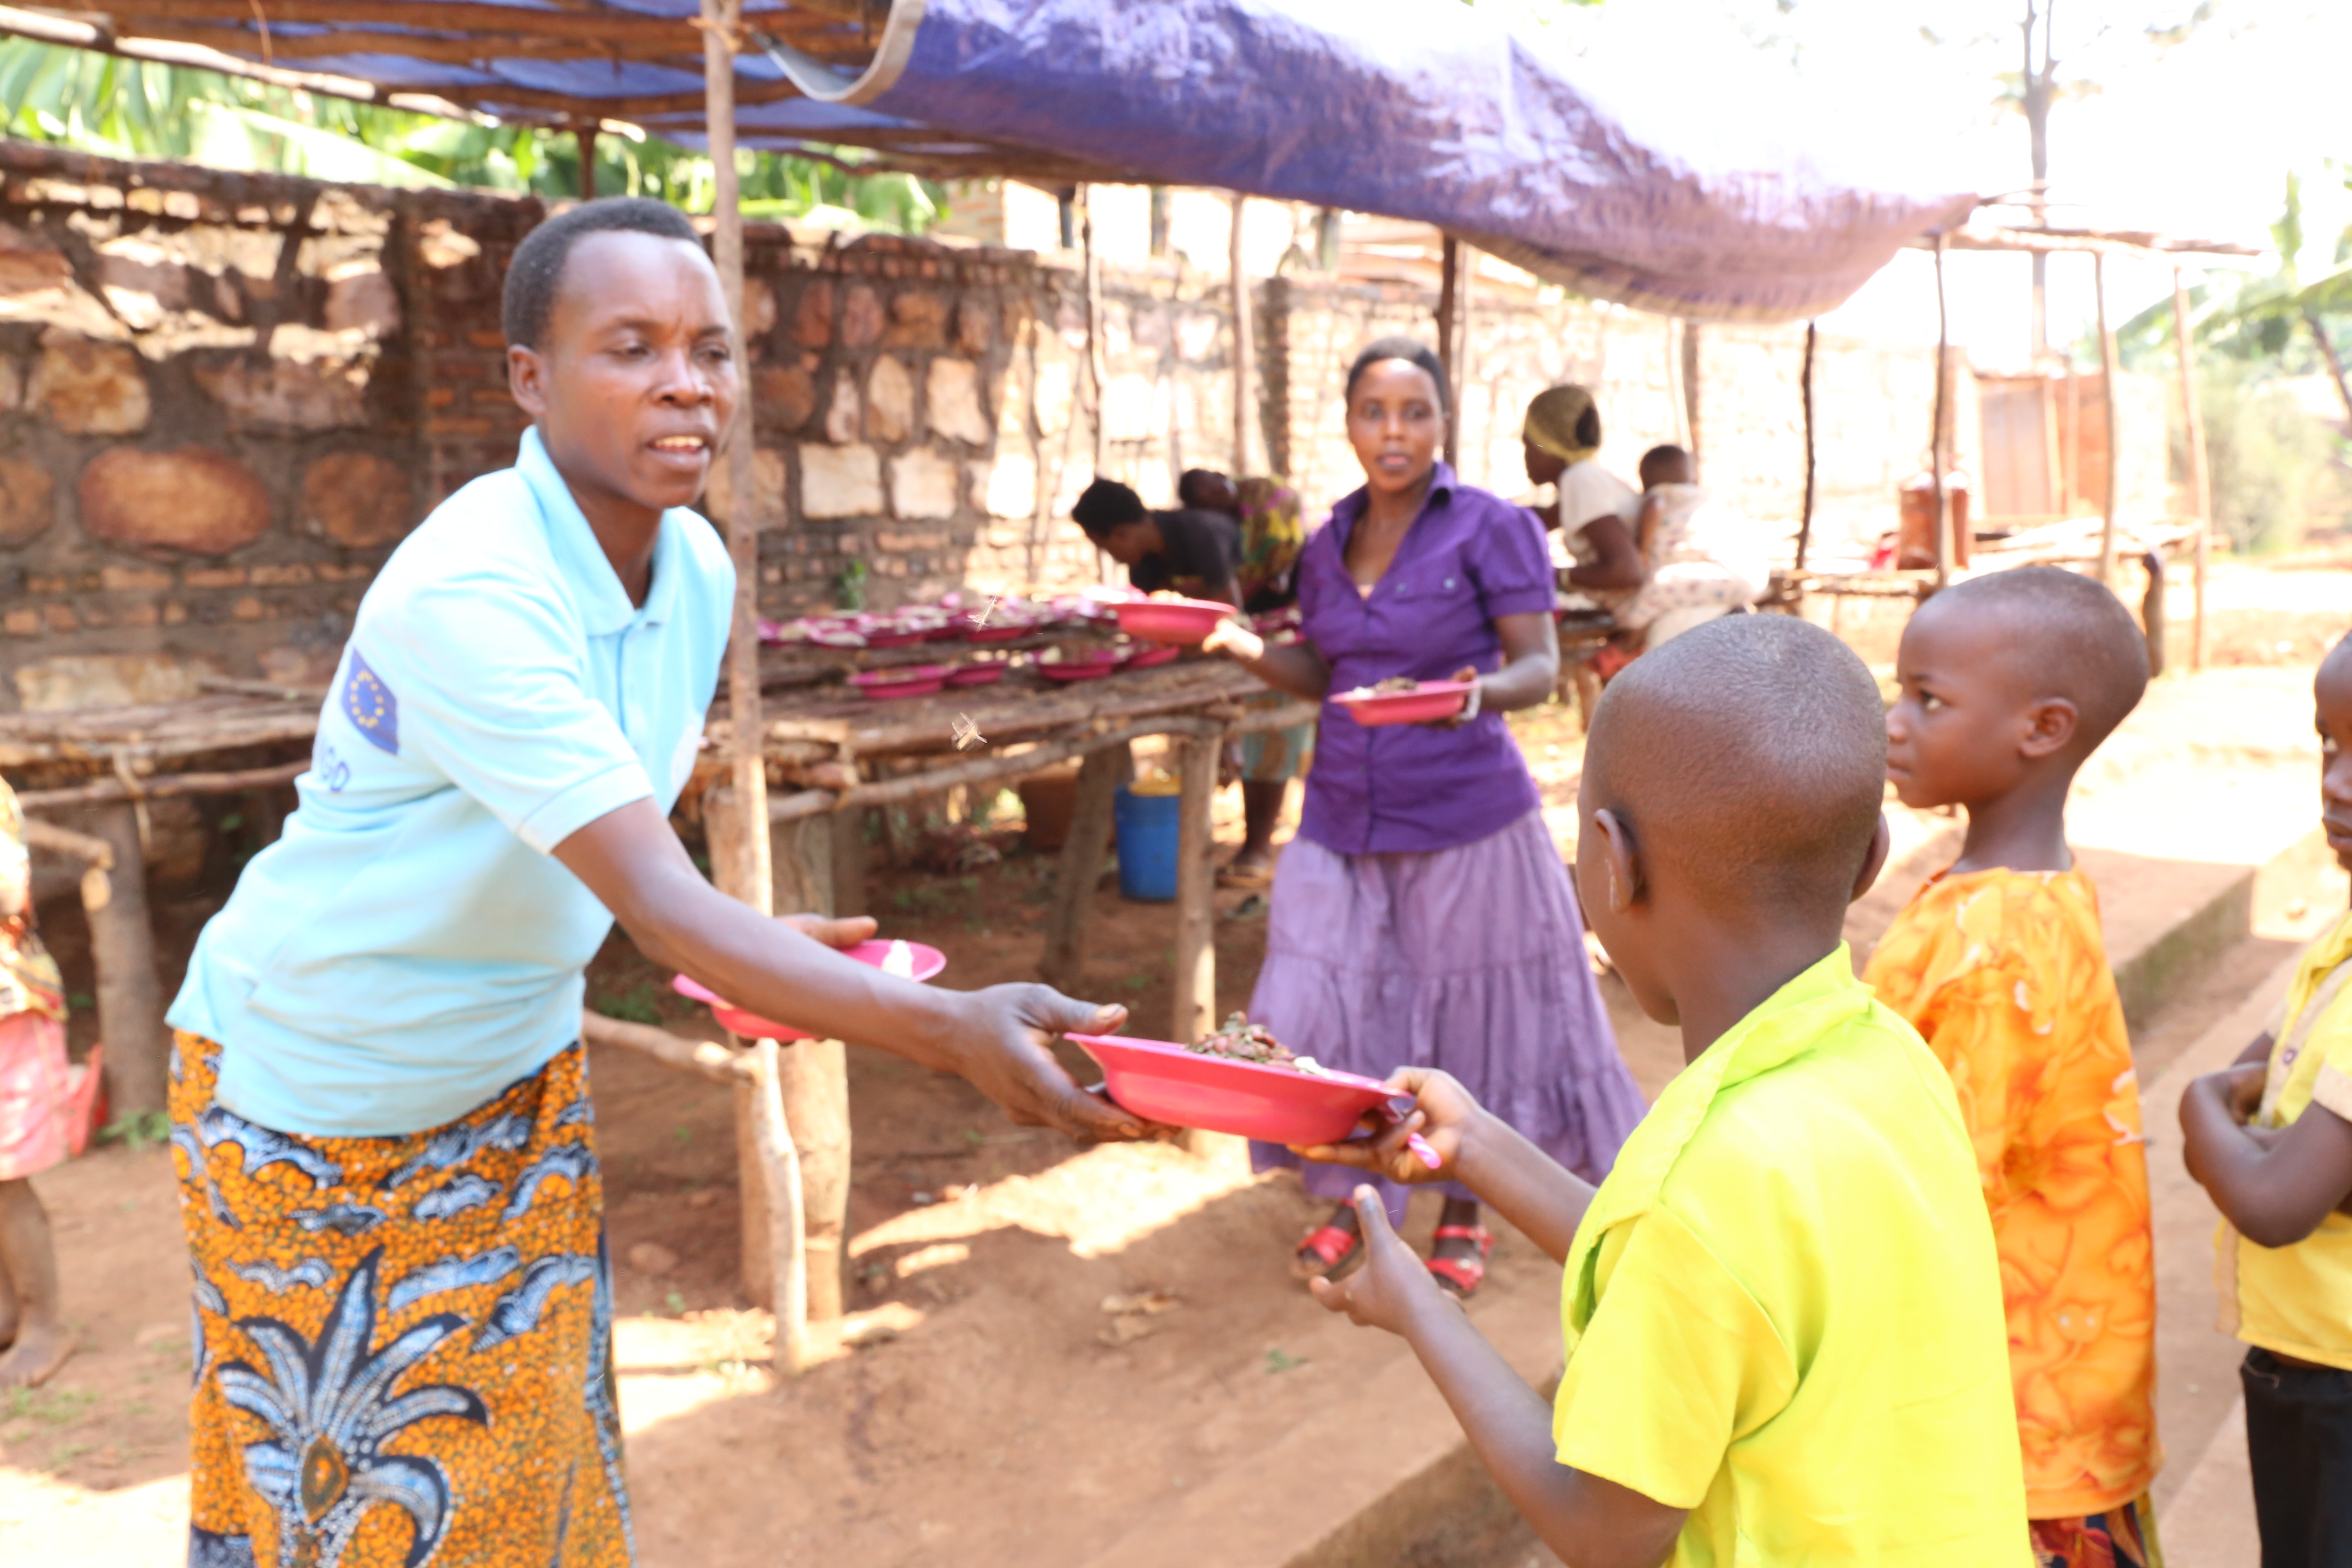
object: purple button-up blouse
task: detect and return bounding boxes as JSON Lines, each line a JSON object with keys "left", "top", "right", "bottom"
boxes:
{"left": 1294, "top": 464, "right": 1554, "bottom": 857}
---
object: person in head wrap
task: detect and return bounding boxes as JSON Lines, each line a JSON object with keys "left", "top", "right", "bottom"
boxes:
{"left": 0, "top": 776, "right": 77, "bottom": 1390}
{"left": 1522, "top": 385, "right": 1646, "bottom": 605}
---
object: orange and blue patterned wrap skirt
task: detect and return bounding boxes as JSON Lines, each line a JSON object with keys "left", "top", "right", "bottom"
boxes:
{"left": 170, "top": 1030, "right": 633, "bottom": 1568}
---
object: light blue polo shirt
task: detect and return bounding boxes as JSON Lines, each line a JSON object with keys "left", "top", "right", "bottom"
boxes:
{"left": 168, "top": 427, "right": 733, "bottom": 1136}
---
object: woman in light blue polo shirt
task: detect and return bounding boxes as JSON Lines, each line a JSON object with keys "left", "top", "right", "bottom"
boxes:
{"left": 163, "top": 199, "right": 1145, "bottom": 1568}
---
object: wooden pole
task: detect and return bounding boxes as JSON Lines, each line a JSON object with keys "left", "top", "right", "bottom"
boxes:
{"left": 770, "top": 812, "right": 848, "bottom": 1324}
{"left": 1436, "top": 234, "right": 1460, "bottom": 470}
{"left": 1795, "top": 320, "right": 1817, "bottom": 574}
{"left": 1229, "top": 192, "right": 1253, "bottom": 477}
{"left": 576, "top": 124, "right": 597, "bottom": 199}
{"left": 1084, "top": 186, "right": 1106, "bottom": 475}
{"left": 1931, "top": 233, "right": 1952, "bottom": 590}
{"left": 2095, "top": 252, "right": 2121, "bottom": 585}
{"left": 84, "top": 802, "right": 165, "bottom": 1117}
{"left": 748, "top": 1037, "right": 810, "bottom": 1374}
{"left": 2172, "top": 269, "right": 2211, "bottom": 670}
{"left": 1038, "top": 744, "right": 1126, "bottom": 991}
{"left": 1170, "top": 731, "right": 1237, "bottom": 1166}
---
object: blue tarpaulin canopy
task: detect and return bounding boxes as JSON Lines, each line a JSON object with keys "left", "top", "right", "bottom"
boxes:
{"left": 0, "top": 0, "right": 1981, "bottom": 320}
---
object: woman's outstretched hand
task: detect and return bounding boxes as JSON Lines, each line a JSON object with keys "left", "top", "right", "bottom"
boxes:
{"left": 937, "top": 986, "right": 1171, "bottom": 1145}
{"left": 1290, "top": 1066, "right": 1483, "bottom": 1185}
{"left": 1201, "top": 618, "right": 1265, "bottom": 662}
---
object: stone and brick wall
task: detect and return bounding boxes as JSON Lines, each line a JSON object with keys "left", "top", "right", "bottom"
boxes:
{"left": 0, "top": 139, "right": 2101, "bottom": 716}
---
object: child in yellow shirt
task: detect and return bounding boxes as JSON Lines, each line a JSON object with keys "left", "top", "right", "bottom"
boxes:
{"left": 1863, "top": 566, "right": 2160, "bottom": 1567}
{"left": 2184, "top": 631, "right": 2352, "bottom": 1566}
{"left": 1293, "top": 615, "right": 2027, "bottom": 1566}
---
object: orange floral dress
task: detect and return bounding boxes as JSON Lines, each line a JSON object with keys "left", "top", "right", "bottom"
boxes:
{"left": 1863, "top": 867, "right": 2160, "bottom": 1519}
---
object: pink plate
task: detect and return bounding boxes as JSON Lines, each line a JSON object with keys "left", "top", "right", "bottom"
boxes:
{"left": 1066, "top": 1032, "right": 1392, "bottom": 1145}
{"left": 965, "top": 622, "right": 1029, "bottom": 642}
{"left": 945, "top": 662, "right": 1006, "bottom": 687}
{"left": 1038, "top": 661, "right": 1118, "bottom": 683}
{"left": 849, "top": 665, "right": 950, "bottom": 700}
{"left": 1119, "top": 643, "right": 1180, "bottom": 671}
{"left": 1115, "top": 597, "right": 1231, "bottom": 645}
{"left": 671, "top": 939, "right": 948, "bottom": 1041}
{"left": 863, "top": 627, "right": 931, "bottom": 649}
{"left": 1332, "top": 679, "right": 1475, "bottom": 727}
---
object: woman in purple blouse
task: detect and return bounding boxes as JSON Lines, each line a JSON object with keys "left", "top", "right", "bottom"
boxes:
{"left": 1202, "top": 338, "right": 1645, "bottom": 1295}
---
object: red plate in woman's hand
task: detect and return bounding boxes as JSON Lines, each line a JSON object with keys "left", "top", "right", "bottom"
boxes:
{"left": 671, "top": 939, "right": 947, "bottom": 1041}
{"left": 1115, "top": 597, "right": 1232, "bottom": 646}
{"left": 1332, "top": 679, "right": 1475, "bottom": 727}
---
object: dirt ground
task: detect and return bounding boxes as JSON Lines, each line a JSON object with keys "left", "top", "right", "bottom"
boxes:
{"left": 3, "top": 550, "right": 2336, "bottom": 1564}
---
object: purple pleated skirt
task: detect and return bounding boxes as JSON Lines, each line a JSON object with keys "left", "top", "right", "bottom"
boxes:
{"left": 1249, "top": 809, "right": 1646, "bottom": 1223}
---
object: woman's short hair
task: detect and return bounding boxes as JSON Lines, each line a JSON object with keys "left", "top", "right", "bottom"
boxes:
{"left": 503, "top": 197, "right": 704, "bottom": 349}
{"left": 1344, "top": 336, "right": 1449, "bottom": 413}
{"left": 1072, "top": 477, "right": 1148, "bottom": 541}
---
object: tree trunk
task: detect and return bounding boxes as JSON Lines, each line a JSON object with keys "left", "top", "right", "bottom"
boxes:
{"left": 2305, "top": 308, "right": 2352, "bottom": 432}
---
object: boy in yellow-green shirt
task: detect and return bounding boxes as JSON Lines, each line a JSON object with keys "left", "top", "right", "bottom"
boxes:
{"left": 1295, "top": 615, "right": 2027, "bottom": 1565}
{"left": 2183, "top": 631, "right": 2352, "bottom": 1565}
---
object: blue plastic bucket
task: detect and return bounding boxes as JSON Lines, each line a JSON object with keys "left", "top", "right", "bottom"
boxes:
{"left": 1113, "top": 784, "right": 1181, "bottom": 902}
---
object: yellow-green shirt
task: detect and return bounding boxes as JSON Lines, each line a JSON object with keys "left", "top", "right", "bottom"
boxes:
{"left": 1553, "top": 949, "right": 2029, "bottom": 1565}
{"left": 2220, "top": 908, "right": 2352, "bottom": 1370}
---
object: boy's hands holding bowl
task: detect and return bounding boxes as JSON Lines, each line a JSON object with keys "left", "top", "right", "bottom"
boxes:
{"left": 1290, "top": 1066, "right": 1482, "bottom": 1185}
{"left": 1308, "top": 1186, "right": 1458, "bottom": 1336}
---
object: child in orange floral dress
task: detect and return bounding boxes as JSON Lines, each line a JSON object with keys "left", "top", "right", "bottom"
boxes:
{"left": 0, "top": 776, "right": 75, "bottom": 1389}
{"left": 1864, "top": 567, "right": 2159, "bottom": 1567}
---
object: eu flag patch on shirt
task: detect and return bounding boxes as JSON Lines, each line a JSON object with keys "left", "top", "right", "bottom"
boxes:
{"left": 342, "top": 648, "right": 399, "bottom": 754}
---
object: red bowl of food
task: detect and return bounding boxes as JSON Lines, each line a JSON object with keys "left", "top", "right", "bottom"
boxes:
{"left": 671, "top": 939, "right": 948, "bottom": 1041}
{"left": 863, "top": 627, "right": 932, "bottom": 649}
{"left": 945, "top": 662, "right": 1006, "bottom": 687}
{"left": 1064, "top": 1032, "right": 1392, "bottom": 1145}
{"left": 1119, "top": 643, "right": 1180, "bottom": 671}
{"left": 1332, "top": 679, "right": 1475, "bottom": 727}
{"left": 1115, "top": 597, "right": 1232, "bottom": 646}
{"left": 849, "top": 665, "right": 950, "bottom": 699}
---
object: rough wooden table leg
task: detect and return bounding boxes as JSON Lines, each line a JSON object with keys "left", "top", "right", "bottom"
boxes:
{"left": 1171, "top": 733, "right": 1242, "bottom": 1166}
{"left": 770, "top": 809, "right": 851, "bottom": 1323}
{"left": 747, "top": 1037, "right": 809, "bottom": 1375}
{"left": 84, "top": 802, "right": 166, "bottom": 1118}
{"left": 1038, "top": 744, "right": 1126, "bottom": 992}
{"left": 709, "top": 783, "right": 792, "bottom": 1317}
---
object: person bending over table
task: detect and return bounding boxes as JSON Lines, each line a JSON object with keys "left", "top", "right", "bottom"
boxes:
{"left": 1521, "top": 383, "right": 1646, "bottom": 605}
{"left": 1202, "top": 336, "right": 1645, "bottom": 1298}
{"left": 164, "top": 198, "right": 1154, "bottom": 1568}
{"left": 1072, "top": 478, "right": 1297, "bottom": 887}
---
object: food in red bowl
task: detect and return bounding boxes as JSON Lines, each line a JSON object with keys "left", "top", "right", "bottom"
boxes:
{"left": 848, "top": 665, "right": 950, "bottom": 699}
{"left": 671, "top": 939, "right": 947, "bottom": 1041}
{"left": 1066, "top": 1027, "right": 1395, "bottom": 1145}
{"left": 1115, "top": 595, "right": 1232, "bottom": 646}
{"left": 945, "top": 662, "right": 1006, "bottom": 687}
{"left": 1332, "top": 677, "right": 1475, "bottom": 727}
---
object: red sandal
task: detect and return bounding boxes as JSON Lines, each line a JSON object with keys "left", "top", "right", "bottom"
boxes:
{"left": 1292, "top": 1223, "right": 1364, "bottom": 1280}
{"left": 1425, "top": 1224, "right": 1493, "bottom": 1298}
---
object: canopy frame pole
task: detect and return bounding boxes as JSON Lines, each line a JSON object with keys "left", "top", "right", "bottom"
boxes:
{"left": 1084, "top": 185, "right": 1106, "bottom": 474}
{"left": 1930, "top": 233, "right": 1952, "bottom": 590}
{"left": 1229, "top": 192, "right": 1252, "bottom": 476}
{"left": 2095, "top": 252, "right": 2121, "bottom": 585}
{"left": 576, "top": 123, "right": 596, "bottom": 198}
{"left": 1795, "top": 319, "right": 1817, "bottom": 575}
{"left": 2171, "top": 268, "right": 2211, "bottom": 671}
{"left": 1436, "top": 234, "right": 1460, "bottom": 470}
{"left": 704, "top": 0, "right": 807, "bottom": 1378}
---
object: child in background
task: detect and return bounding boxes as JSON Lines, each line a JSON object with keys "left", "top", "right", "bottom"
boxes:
{"left": 2182, "top": 631, "right": 2352, "bottom": 1567}
{"left": 1864, "top": 567, "right": 2160, "bottom": 1567}
{"left": 1295, "top": 615, "right": 2027, "bottom": 1566}
{"left": 1612, "top": 444, "right": 1766, "bottom": 652}
{"left": 0, "top": 776, "right": 74, "bottom": 1389}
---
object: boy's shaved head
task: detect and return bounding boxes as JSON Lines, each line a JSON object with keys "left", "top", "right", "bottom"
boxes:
{"left": 1914, "top": 567, "right": 2149, "bottom": 751}
{"left": 1587, "top": 615, "right": 1886, "bottom": 922}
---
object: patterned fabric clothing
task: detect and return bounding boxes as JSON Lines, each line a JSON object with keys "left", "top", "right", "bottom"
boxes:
{"left": 172, "top": 1030, "right": 632, "bottom": 1568}
{"left": 2030, "top": 1494, "right": 2162, "bottom": 1568}
{"left": 1234, "top": 477, "right": 1305, "bottom": 613}
{"left": 1234, "top": 690, "right": 1314, "bottom": 784}
{"left": 1863, "top": 867, "right": 2160, "bottom": 1517}
{"left": 0, "top": 778, "right": 64, "bottom": 1024}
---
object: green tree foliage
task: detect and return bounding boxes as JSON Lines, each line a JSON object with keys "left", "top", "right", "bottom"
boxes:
{"left": 0, "top": 39, "right": 946, "bottom": 230}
